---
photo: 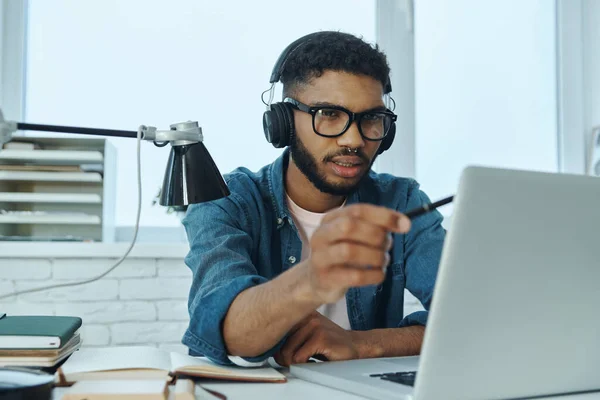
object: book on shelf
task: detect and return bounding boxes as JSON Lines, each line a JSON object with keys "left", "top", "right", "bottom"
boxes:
{"left": 0, "top": 315, "right": 82, "bottom": 349}
{"left": 0, "top": 164, "right": 81, "bottom": 172}
{"left": 56, "top": 346, "right": 287, "bottom": 384}
{"left": 2, "top": 141, "right": 43, "bottom": 150}
{"left": 0, "top": 163, "right": 104, "bottom": 173}
{"left": 0, "top": 333, "right": 81, "bottom": 367}
{"left": 0, "top": 234, "right": 85, "bottom": 242}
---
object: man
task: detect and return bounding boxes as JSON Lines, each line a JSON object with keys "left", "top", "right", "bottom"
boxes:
{"left": 182, "top": 31, "right": 445, "bottom": 366}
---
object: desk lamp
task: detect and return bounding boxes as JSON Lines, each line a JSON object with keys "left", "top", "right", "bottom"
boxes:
{"left": 0, "top": 109, "right": 230, "bottom": 206}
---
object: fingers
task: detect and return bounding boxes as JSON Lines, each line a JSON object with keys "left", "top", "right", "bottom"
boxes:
{"left": 311, "top": 218, "right": 393, "bottom": 251}
{"left": 321, "top": 203, "right": 411, "bottom": 233}
{"left": 292, "top": 334, "right": 325, "bottom": 365}
{"left": 306, "top": 204, "right": 402, "bottom": 303}
{"left": 313, "top": 243, "right": 391, "bottom": 271}
{"left": 276, "top": 315, "right": 318, "bottom": 367}
{"left": 324, "top": 265, "right": 387, "bottom": 288}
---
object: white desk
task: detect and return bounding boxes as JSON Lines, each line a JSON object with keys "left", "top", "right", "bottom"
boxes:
{"left": 52, "top": 371, "right": 600, "bottom": 400}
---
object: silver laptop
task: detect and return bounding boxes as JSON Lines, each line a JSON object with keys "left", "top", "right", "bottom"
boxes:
{"left": 291, "top": 166, "right": 600, "bottom": 400}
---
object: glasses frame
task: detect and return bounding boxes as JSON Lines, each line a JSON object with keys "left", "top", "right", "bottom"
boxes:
{"left": 284, "top": 97, "right": 397, "bottom": 141}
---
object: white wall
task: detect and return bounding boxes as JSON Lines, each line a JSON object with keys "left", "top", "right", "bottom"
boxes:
{"left": 25, "top": 0, "right": 375, "bottom": 229}
{"left": 0, "top": 0, "right": 27, "bottom": 121}
{"left": 583, "top": 0, "right": 600, "bottom": 157}
{"left": 414, "top": 0, "right": 558, "bottom": 205}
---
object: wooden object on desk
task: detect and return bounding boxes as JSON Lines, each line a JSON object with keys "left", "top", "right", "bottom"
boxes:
{"left": 57, "top": 346, "right": 286, "bottom": 384}
{"left": 61, "top": 379, "right": 168, "bottom": 400}
{"left": 172, "top": 378, "right": 224, "bottom": 400}
{"left": 173, "top": 379, "right": 194, "bottom": 400}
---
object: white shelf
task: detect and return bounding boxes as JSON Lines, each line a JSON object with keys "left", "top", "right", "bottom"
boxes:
{"left": 0, "top": 171, "right": 102, "bottom": 182}
{"left": 0, "top": 214, "right": 101, "bottom": 225}
{"left": 0, "top": 193, "right": 102, "bottom": 204}
{"left": 0, "top": 137, "right": 115, "bottom": 242}
{"left": 0, "top": 149, "right": 103, "bottom": 164}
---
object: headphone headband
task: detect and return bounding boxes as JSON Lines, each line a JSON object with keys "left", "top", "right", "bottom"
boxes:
{"left": 269, "top": 31, "right": 392, "bottom": 94}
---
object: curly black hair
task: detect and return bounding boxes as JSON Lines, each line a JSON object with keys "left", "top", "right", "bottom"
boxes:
{"left": 280, "top": 31, "right": 390, "bottom": 98}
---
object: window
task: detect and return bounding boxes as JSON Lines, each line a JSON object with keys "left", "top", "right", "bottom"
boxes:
{"left": 25, "top": 0, "right": 375, "bottom": 232}
{"left": 413, "top": 0, "right": 559, "bottom": 211}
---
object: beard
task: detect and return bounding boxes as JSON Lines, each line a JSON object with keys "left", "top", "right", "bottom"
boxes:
{"left": 289, "top": 133, "right": 376, "bottom": 196}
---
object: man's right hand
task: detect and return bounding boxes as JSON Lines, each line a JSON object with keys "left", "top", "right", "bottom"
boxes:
{"left": 302, "top": 204, "right": 412, "bottom": 304}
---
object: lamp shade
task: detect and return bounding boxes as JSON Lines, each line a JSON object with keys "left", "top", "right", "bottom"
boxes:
{"left": 159, "top": 142, "right": 230, "bottom": 206}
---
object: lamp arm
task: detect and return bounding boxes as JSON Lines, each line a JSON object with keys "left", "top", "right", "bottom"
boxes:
{"left": 0, "top": 109, "right": 203, "bottom": 146}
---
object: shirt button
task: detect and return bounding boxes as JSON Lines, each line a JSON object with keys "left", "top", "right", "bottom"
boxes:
{"left": 288, "top": 256, "right": 297, "bottom": 264}
{"left": 277, "top": 218, "right": 283, "bottom": 225}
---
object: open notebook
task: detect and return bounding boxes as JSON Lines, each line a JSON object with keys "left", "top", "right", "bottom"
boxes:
{"left": 57, "top": 346, "right": 286, "bottom": 384}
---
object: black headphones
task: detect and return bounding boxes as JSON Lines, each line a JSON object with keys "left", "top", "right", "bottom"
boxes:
{"left": 262, "top": 31, "right": 396, "bottom": 154}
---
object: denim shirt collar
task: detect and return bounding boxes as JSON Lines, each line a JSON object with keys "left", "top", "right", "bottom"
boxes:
{"left": 267, "top": 149, "right": 291, "bottom": 226}
{"left": 267, "top": 149, "right": 378, "bottom": 222}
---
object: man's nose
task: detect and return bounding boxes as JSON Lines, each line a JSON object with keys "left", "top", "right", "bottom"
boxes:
{"left": 336, "top": 121, "right": 365, "bottom": 149}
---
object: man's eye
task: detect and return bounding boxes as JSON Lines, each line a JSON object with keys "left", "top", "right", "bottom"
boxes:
{"left": 318, "top": 109, "right": 340, "bottom": 118}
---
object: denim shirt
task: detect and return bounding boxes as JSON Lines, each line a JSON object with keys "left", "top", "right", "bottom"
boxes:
{"left": 181, "top": 150, "right": 445, "bottom": 365}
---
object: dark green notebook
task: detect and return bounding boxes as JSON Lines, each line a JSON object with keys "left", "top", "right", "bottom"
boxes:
{"left": 0, "top": 315, "right": 82, "bottom": 349}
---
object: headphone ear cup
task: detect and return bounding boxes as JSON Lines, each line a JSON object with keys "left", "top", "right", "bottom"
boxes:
{"left": 263, "top": 107, "right": 280, "bottom": 148}
{"left": 377, "top": 122, "right": 396, "bottom": 154}
{"left": 280, "top": 102, "right": 295, "bottom": 146}
{"left": 263, "top": 103, "right": 295, "bottom": 148}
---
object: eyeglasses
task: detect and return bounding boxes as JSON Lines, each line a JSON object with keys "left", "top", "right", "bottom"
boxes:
{"left": 284, "top": 97, "right": 397, "bottom": 141}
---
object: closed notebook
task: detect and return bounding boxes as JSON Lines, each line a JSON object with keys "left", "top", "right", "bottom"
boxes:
{"left": 57, "top": 346, "right": 286, "bottom": 384}
{"left": 0, "top": 315, "right": 82, "bottom": 349}
{"left": 0, "top": 333, "right": 81, "bottom": 367}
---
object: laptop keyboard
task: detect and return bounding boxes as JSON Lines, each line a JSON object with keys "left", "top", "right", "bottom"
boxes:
{"left": 369, "top": 371, "right": 417, "bottom": 386}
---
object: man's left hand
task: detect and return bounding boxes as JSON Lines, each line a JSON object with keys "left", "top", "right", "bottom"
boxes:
{"left": 275, "top": 311, "right": 363, "bottom": 367}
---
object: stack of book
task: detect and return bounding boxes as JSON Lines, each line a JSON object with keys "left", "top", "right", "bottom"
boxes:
{"left": 0, "top": 315, "right": 82, "bottom": 368}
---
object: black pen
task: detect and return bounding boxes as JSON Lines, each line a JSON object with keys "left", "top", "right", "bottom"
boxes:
{"left": 404, "top": 195, "right": 454, "bottom": 220}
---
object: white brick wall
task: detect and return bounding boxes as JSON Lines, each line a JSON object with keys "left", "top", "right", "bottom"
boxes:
{"left": 157, "top": 259, "right": 191, "bottom": 277}
{"left": 120, "top": 278, "right": 190, "bottom": 300}
{"left": 0, "top": 301, "right": 55, "bottom": 316}
{"left": 0, "top": 280, "right": 15, "bottom": 298}
{"left": 15, "top": 280, "right": 119, "bottom": 302}
{"left": 54, "top": 302, "right": 156, "bottom": 323}
{"left": 0, "top": 255, "right": 192, "bottom": 352}
{"left": 156, "top": 300, "right": 189, "bottom": 321}
{"left": 53, "top": 259, "right": 156, "bottom": 279}
{"left": 111, "top": 322, "right": 188, "bottom": 345}
{"left": 80, "top": 325, "right": 111, "bottom": 346}
{"left": 0, "top": 259, "right": 52, "bottom": 280}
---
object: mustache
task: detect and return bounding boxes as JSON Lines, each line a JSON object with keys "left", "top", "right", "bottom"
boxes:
{"left": 323, "top": 149, "right": 370, "bottom": 163}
